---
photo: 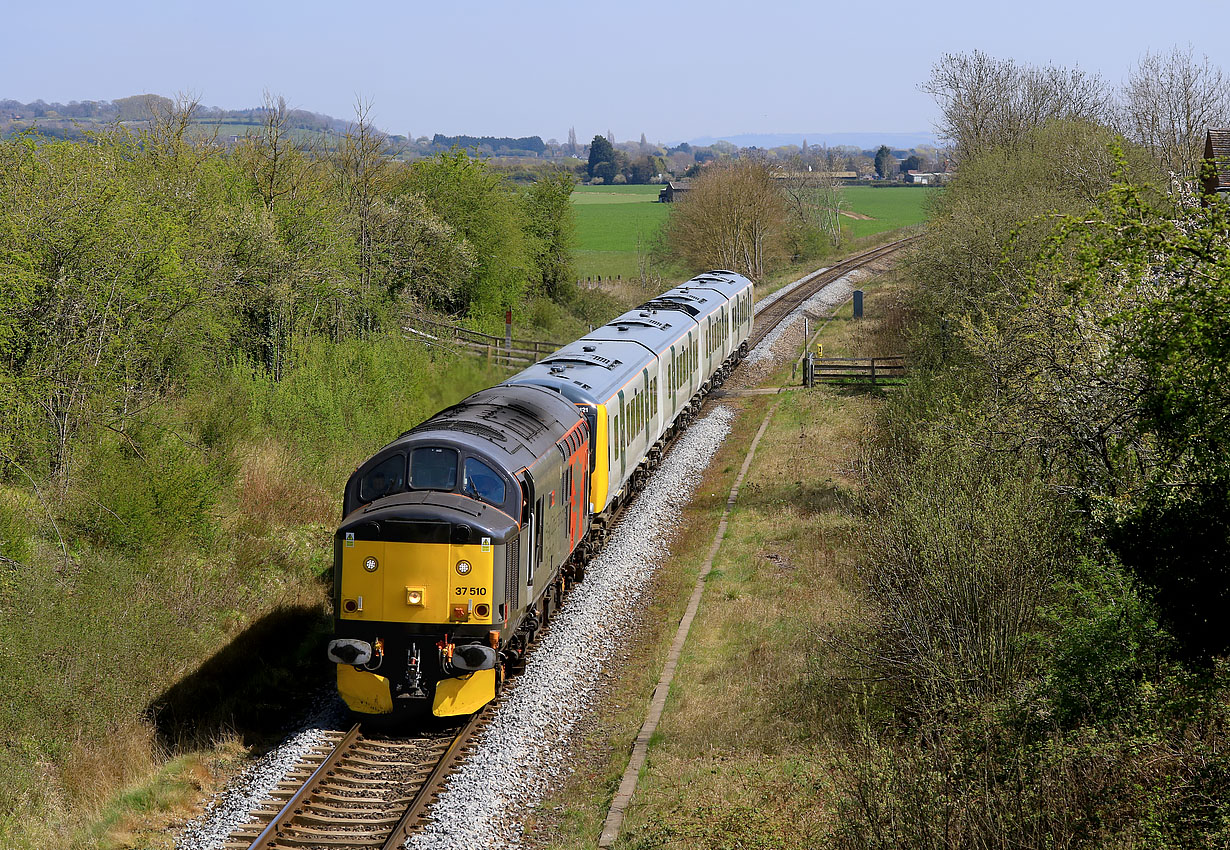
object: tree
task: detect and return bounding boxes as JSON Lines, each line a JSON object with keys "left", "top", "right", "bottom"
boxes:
{"left": 627, "top": 156, "right": 655, "bottom": 184}
{"left": 567, "top": 126, "right": 578, "bottom": 156}
{"left": 874, "top": 145, "right": 894, "bottom": 179}
{"left": 237, "top": 92, "right": 307, "bottom": 211}
{"left": 332, "top": 98, "right": 390, "bottom": 334}
{"left": 402, "top": 150, "right": 531, "bottom": 315}
{"left": 593, "top": 161, "right": 618, "bottom": 184}
{"left": 523, "top": 169, "right": 577, "bottom": 300}
{"left": 587, "top": 134, "right": 615, "bottom": 180}
{"left": 922, "top": 51, "right": 1110, "bottom": 163}
{"left": 779, "top": 154, "right": 845, "bottom": 250}
{"left": 663, "top": 160, "right": 787, "bottom": 279}
{"left": 0, "top": 133, "right": 211, "bottom": 483}
{"left": 1119, "top": 45, "right": 1230, "bottom": 179}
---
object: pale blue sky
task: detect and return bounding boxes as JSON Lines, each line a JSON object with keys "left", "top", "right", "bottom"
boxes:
{"left": 3, "top": 0, "right": 1228, "bottom": 144}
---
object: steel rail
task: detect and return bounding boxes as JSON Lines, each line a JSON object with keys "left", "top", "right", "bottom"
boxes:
{"left": 245, "top": 723, "right": 363, "bottom": 850}
{"left": 747, "top": 235, "right": 919, "bottom": 350}
{"left": 379, "top": 709, "right": 488, "bottom": 849}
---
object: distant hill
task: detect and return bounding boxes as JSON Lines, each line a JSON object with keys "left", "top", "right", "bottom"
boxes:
{"left": 0, "top": 94, "right": 352, "bottom": 140}
{"left": 685, "top": 131, "right": 941, "bottom": 150}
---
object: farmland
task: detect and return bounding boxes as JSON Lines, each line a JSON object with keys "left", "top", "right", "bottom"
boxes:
{"left": 572, "top": 185, "right": 670, "bottom": 283}
{"left": 570, "top": 183, "right": 936, "bottom": 284}
{"left": 839, "top": 185, "right": 937, "bottom": 237}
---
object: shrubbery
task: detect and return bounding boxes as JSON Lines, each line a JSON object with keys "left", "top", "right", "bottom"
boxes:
{"left": 821, "top": 117, "right": 1230, "bottom": 847}
{"left": 0, "top": 107, "right": 589, "bottom": 847}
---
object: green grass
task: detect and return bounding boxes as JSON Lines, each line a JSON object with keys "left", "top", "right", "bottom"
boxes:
{"left": 572, "top": 186, "right": 671, "bottom": 282}
{"left": 572, "top": 185, "right": 662, "bottom": 204}
{"left": 842, "top": 186, "right": 937, "bottom": 238}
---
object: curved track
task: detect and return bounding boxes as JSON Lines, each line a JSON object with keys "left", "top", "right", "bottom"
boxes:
{"left": 748, "top": 235, "right": 917, "bottom": 351}
{"left": 221, "top": 237, "right": 915, "bottom": 850}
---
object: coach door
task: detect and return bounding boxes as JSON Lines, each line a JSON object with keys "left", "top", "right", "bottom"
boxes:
{"left": 617, "top": 389, "right": 627, "bottom": 481}
{"left": 518, "top": 472, "right": 543, "bottom": 596}
{"left": 530, "top": 495, "right": 544, "bottom": 592}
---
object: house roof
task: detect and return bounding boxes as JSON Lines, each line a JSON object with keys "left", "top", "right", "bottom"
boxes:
{"left": 1204, "top": 129, "right": 1230, "bottom": 191}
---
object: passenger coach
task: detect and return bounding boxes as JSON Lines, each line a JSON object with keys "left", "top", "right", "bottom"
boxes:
{"left": 506, "top": 270, "right": 753, "bottom": 530}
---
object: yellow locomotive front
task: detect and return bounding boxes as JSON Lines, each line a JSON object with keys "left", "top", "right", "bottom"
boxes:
{"left": 328, "top": 442, "right": 521, "bottom": 719}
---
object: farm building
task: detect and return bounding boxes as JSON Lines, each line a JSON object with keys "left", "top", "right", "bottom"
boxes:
{"left": 658, "top": 180, "right": 692, "bottom": 202}
{"left": 1203, "top": 129, "right": 1230, "bottom": 198}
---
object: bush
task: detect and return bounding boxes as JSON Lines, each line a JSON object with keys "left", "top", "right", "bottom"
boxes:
{"left": 858, "top": 437, "right": 1069, "bottom": 715}
{"left": 1107, "top": 481, "right": 1230, "bottom": 661}
{"left": 66, "top": 425, "right": 221, "bottom": 553}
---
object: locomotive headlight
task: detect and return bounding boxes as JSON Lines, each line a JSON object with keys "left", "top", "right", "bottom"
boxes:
{"left": 456, "top": 560, "right": 472, "bottom": 576}
{"left": 406, "top": 586, "right": 425, "bottom": 606}
{"left": 364, "top": 556, "right": 379, "bottom": 572}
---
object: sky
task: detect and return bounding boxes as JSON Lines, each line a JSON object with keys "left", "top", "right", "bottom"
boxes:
{"left": 3, "top": 0, "right": 1229, "bottom": 145}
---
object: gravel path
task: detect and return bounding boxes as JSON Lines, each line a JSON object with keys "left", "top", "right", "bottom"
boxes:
{"left": 406, "top": 406, "right": 736, "bottom": 850}
{"left": 175, "top": 699, "right": 346, "bottom": 850}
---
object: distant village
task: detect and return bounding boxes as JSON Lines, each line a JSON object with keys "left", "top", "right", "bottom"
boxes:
{"left": 0, "top": 94, "right": 949, "bottom": 186}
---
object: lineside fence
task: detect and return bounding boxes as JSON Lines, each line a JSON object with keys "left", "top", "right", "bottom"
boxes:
{"left": 405, "top": 317, "right": 562, "bottom": 368}
{"left": 803, "top": 354, "right": 906, "bottom": 387}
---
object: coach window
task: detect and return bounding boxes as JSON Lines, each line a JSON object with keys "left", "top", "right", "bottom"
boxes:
{"left": 359, "top": 453, "right": 405, "bottom": 503}
{"left": 463, "top": 457, "right": 506, "bottom": 505}
{"left": 410, "top": 446, "right": 458, "bottom": 491}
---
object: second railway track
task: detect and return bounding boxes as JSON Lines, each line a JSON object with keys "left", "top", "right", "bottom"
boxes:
{"left": 220, "top": 237, "right": 915, "bottom": 850}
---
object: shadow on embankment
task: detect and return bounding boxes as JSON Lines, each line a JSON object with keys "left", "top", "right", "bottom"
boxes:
{"left": 145, "top": 603, "right": 335, "bottom": 754}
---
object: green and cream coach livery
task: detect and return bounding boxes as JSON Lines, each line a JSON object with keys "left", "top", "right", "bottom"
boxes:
{"left": 328, "top": 271, "right": 753, "bottom": 719}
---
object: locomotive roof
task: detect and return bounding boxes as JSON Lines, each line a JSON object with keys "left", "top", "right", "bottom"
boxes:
{"left": 505, "top": 270, "right": 753, "bottom": 405}
{"left": 379, "top": 383, "right": 583, "bottom": 471}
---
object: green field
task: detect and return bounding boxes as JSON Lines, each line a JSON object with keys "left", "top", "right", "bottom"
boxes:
{"left": 570, "top": 183, "right": 937, "bottom": 283}
{"left": 840, "top": 185, "right": 938, "bottom": 238}
{"left": 572, "top": 185, "right": 669, "bottom": 282}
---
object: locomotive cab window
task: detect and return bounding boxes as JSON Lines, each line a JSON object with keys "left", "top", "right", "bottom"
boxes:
{"left": 409, "top": 447, "right": 458, "bottom": 491}
{"left": 462, "top": 457, "right": 506, "bottom": 505}
{"left": 359, "top": 453, "right": 405, "bottom": 503}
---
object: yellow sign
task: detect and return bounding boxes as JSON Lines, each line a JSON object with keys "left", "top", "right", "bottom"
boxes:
{"left": 814, "top": 343, "right": 823, "bottom": 357}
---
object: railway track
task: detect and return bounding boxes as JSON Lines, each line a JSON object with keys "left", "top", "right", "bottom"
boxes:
{"left": 221, "top": 237, "right": 915, "bottom": 850}
{"left": 226, "top": 711, "right": 487, "bottom": 850}
{"left": 746, "top": 235, "right": 918, "bottom": 350}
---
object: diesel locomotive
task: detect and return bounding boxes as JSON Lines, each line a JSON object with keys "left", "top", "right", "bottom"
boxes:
{"left": 327, "top": 270, "right": 754, "bottom": 718}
